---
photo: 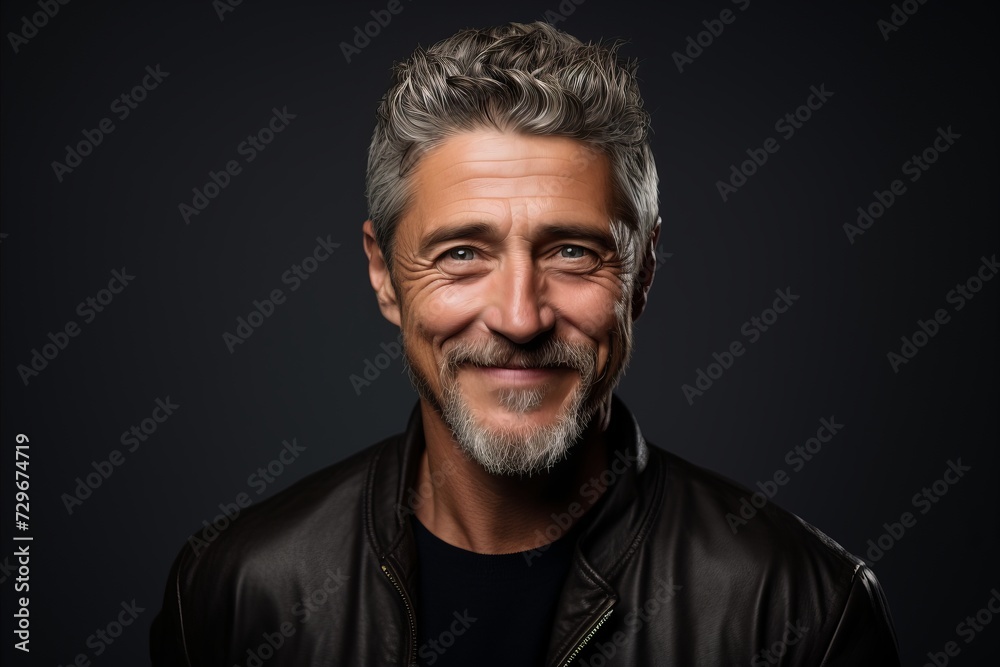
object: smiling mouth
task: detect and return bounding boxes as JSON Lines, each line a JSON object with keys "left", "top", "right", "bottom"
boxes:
{"left": 482, "top": 365, "right": 563, "bottom": 370}
{"left": 460, "top": 360, "right": 574, "bottom": 370}
{"left": 466, "top": 365, "right": 574, "bottom": 383}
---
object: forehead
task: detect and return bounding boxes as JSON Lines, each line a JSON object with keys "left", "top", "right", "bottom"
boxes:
{"left": 399, "top": 130, "right": 613, "bottom": 241}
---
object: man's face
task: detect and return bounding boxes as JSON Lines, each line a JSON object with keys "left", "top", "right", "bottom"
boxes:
{"left": 368, "top": 130, "right": 637, "bottom": 477}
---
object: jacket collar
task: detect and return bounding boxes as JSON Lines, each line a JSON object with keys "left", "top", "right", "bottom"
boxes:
{"left": 364, "top": 392, "right": 663, "bottom": 665}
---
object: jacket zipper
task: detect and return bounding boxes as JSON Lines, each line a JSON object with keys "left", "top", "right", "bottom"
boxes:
{"left": 560, "top": 607, "right": 614, "bottom": 667}
{"left": 381, "top": 562, "right": 417, "bottom": 666}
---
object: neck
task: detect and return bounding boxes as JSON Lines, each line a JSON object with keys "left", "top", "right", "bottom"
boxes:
{"left": 412, "top": 396, "right": 613, "bottom": 554}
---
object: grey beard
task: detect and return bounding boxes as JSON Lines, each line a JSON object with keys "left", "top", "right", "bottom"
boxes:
{"left": 440, "top": 374, "right": 596, "bottom": 477}
{"left": 403, "top": 334, "right": 609, "bottom": 477}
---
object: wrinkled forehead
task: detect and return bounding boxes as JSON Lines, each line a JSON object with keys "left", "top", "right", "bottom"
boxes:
{"left": 398, "top": 131, "right": 615, "bottom": 244}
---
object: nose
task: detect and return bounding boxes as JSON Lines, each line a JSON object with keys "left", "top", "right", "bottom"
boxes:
{"left": 483, "top": 254, "right": 555, "bottom": 345}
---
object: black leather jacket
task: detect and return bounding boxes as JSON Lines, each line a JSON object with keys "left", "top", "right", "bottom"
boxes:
{"left": 150, "top": 395, "right": 901, "bottom": 665}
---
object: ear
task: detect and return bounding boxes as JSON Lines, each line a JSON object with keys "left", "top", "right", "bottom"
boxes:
{"left": 630, "top": 217, "right": 662, "bottom": 322}
{"left": 362, "top": 219, "right": 401, "bottom": 327}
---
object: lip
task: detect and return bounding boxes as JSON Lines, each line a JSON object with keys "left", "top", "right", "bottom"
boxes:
{"left": 467, "top": 365, "right": 571, "bottom": 384}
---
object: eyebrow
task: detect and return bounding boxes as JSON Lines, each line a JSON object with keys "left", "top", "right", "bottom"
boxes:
{"left": 419, "top": 222, "right": 618, "bottom": 255}
{"left": 419, "top": 222, "right": 498, "bottom": 254}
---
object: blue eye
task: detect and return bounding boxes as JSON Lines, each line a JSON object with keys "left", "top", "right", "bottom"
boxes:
{"left": 448, "top": 247, "right": 476, "bottom": 261}
{"left": 560, "top": 245, "right": 588, "bottom": 258}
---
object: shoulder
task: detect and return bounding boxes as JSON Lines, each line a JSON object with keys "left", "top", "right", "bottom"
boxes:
{"left": 647, "top": 442, "right": 860, "bottom": 575}
{"left": 153, "top": 435, "right": 400, "bottom": 647}
{"left": 639, "top": 444, "right": 899, "bottom": 663}
{"left": 192, "top": 435, "right": 389, "bottom": 563}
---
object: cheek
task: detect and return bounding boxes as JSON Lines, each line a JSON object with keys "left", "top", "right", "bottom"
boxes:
{"left": 405, "top": 283, "right": 481, "bottom": 347}
{"left": 550, "top": 279, "right": 624, "bottom": 348}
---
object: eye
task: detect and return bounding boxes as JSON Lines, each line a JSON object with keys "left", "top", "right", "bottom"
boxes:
{"left": 446, "top": 247, "right": 476, "bottom": 261}
{"left": 559, "top": 245, "right": 590, "bottom": 259}
{"left": 436, "top": 246, "right": 487, "bottom": 275}
{"left": 549, "top": 244, "right": 602, "bottom": 273}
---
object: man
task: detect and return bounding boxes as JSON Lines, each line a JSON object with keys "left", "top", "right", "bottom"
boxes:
{"left": 151, "top": 21, "right": 901, "bottom": 666}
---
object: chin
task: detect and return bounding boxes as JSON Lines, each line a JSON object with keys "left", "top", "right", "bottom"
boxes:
{"left": 443, "top": 379, "right": 599, "bottom": 477}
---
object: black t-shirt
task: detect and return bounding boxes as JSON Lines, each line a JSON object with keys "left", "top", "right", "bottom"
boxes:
{"left": 411, "top": 515, "right": 578, "bottom": 667}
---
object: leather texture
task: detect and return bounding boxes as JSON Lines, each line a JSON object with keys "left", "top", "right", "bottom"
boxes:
{"left": 150, "top": 394, "right": 901, "bottom": 666}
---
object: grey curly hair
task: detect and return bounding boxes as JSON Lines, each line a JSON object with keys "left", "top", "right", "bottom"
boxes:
{"left": 364, "top": 21, "right": 659, "bottom": 283}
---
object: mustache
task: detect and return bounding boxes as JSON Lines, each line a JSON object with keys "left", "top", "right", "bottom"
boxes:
{"left": 442, "top": 336, "right": 597, "bottom": 376}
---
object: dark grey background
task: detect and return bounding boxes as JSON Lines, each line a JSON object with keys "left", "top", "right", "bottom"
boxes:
{"left": 2, "top": 0, "right": 997, "bottom": 664}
